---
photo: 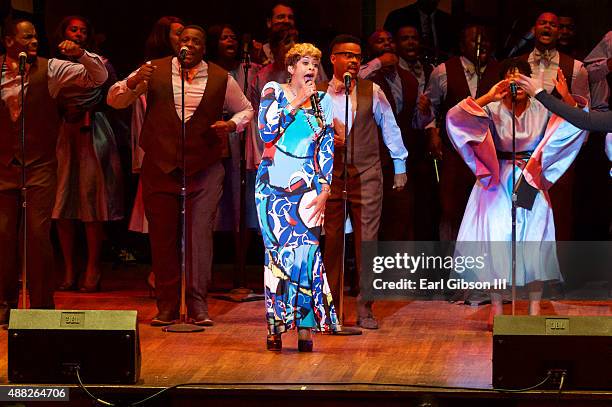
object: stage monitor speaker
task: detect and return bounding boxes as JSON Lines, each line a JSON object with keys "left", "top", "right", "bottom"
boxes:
{"left": 8, "top": 309, "right": 141, "bottom": 384}
{"left": 492, "top": 315, "right": 612, "bottom": 390}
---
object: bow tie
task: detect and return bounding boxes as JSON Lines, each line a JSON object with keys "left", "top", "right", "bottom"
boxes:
{"left": 463, "top": 63, "right": 483, "bottom": 79}
{"left": 533, "top": 49, "right": 557, "bottom": 67}
{"left": 407, "top": 61, "right": 423, "bottom": 78}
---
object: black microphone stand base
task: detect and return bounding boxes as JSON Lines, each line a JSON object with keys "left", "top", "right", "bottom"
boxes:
{"left": 331, "top": 325, "right": 362, "bottom": 336}
{"left": 163, "top": 322, "right": 205, "bottom": 333}
{"left": 214, "top": 289, "right": 264, "bottom": 303}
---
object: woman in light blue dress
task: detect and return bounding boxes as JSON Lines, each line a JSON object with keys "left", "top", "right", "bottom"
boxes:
{"left": 255, "top": 43, "right": 338, "bottom": 352}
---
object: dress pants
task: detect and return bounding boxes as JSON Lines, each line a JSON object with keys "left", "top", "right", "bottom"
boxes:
{"left": 379, "top": 161, "right": 414, "bottom": 241}
{"left": 0, "top": 159, "right": 56, "bottom": 310}
{"left": 141, "top": 158, "right": 224, "bottom": 317}
{"left": 323, "top": 163, "right": 382, "bottom": 316}
{"left": 438, "top": 142, "right": 474, "bottom": 241}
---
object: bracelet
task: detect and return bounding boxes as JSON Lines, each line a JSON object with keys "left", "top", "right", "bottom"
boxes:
{"left": 285, "top": 103, "right": 297, "bottom": 115}
{"left": 321, "top": 185, "right": 331, "bottom": 194}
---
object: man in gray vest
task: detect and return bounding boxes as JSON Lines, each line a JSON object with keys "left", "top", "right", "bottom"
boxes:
{"left": 0, "top": 17, "right": 108, "bottom": 326}
{"left": 108, "top": 26, "right": 253, "bottom": 326}
{"left": 322, "top": 34, "right": 408, "bottom": 330}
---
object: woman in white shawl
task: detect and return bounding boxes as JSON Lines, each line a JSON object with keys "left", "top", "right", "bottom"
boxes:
{"left": 446, "top": 58, "right": 587, "bottom": 327}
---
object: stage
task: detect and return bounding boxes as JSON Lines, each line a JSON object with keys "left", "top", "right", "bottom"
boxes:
{"left": 0, "top": 263, "right": 610, "bottom": 406}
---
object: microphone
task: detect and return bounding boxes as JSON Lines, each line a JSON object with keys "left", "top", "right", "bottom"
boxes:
{"left": 178, "top": 46, "right": 188, "bottom": 62}
{"left": 343, "top": 72, "right": 352, "bottom": 95}
{"left": 241, "top": 33, "right": 251, "bottom": 64}
{"left": 475, "top": 31, "right": 482, "bottom": 65}
{"left": 310, "top": 91, "right": 321, "bottom": 119}
{"left": 510, "top": 82, "right": 518, "bottom": 99}
{"left": 18, "top": 52, "right": 27, "bottom": 75}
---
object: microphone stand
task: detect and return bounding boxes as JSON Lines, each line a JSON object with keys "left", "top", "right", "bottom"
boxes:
{"left": 339, "top": 79, "right": 349, "bottom": 331}
{"left": 19, "top": 62, "right": 27, "bottom": 310}
{"left": 164, "top": 59, "right": 204, "bottom": 333}
{"left": 475, "top": 29, "right": 482, "bottom": 94}
{"left": 510, "top": 90, "right": 517, "bottom": 316}
{"left": 216, "top": 47, "right": 264, "bottom": 303}
{"left": 335, "top": 77, "right": 361, "bottom": 336}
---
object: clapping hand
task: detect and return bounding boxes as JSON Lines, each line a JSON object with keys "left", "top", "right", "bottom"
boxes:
{"left": 58, "top": 40, "right": 84, "bottom": 58}
{"left": 553, "top": 68, "right": 574, "bottom": 105}
{"left": 127, "top": 63, "right": 157, "bottom": 90}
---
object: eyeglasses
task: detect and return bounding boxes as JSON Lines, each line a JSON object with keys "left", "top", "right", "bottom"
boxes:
{"left": 333, "top": 51, "right": 363, "bottom": 62}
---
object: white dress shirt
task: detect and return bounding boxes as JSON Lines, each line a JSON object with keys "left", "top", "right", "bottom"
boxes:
{"left": 527, "top": 48, "right": 590, "bottom": 102}
{"left": 327, "top": 76, "right": 408, "bottom": 174}
{"left": 107, "top": 58, "right": 253, "bottom": 131}
{"left": 415, "top": 56, "right": 482, "bottom": 129}
{"left": 1, "top": 51, "right": 108, "bottom": 122}
{"left": 399, "top": 57, "right": 427, "bottom": 95}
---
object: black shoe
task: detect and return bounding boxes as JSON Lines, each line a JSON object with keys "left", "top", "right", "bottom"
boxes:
{"left": 151, "top": 312, "right": 178, "bottom": 326}
{"left": 298, "top": 339, "right": 313, "bottom": 352}
{"left": 191, "top": 313, "right": 214, "bottom": 326}
{"left": 267, "top": 334, "right": 282, "bottom": 351}
{"left": 357, "top": 315, "right": 379, "bottom": 330}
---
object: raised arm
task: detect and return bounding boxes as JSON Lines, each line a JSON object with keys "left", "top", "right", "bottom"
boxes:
{"left": 258, "top": 82, "right": 297, "bottom": 143}
{"left": 534, "top": 91, "right": 612, "bottom": 132}
{"left": 107, "top": 63, "right": 156, "bottom": 109}
{"left": 48, "top": 43, "right": 108, "bottom": 97}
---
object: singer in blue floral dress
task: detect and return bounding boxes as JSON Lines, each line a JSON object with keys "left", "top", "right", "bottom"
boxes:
{"left": 255, "top": 44, "right": 338, "bottom": 349}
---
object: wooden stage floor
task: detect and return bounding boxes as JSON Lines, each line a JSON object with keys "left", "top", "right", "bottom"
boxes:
{"left": 0, "top": 265, "right": 611, "bottom": 406}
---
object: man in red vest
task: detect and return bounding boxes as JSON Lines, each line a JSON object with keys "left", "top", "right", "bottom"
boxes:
{"left": 416, "top": 24, "right": 499, "bottom": 242}
{"left": 0, "top": 17, "right": 108, "bottom": 326}
{"left": 366, "top": 29, "right": 419, "bottom": 241}
{"left": 518, "top": 12, "right": 590, "bottom": 242}
{"left": 108, "top": 26, "right": 253, "bottom": 326}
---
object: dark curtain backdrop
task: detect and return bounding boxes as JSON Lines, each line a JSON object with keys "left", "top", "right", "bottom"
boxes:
{"left": 0, "top": 0, "right": 607, "bottom": 78}
{"left": 42, "top": 0, "right": 363, "bottom": 77}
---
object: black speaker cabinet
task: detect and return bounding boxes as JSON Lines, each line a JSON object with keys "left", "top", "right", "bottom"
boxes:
{"left": 492, "top": 315, "right": 612, "bottom": 390}
{"left": 8, "top": 309, "right": 141, "bottom": 384}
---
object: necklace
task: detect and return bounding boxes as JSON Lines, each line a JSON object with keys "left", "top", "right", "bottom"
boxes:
{"left": 285, "top": 85, "right": 324, "bottom": 136}
{"left": 285, "top": 84, "right": 324, "bottom": 132}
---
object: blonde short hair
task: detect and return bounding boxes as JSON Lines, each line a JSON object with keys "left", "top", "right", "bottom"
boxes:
{"left": 285, "top": 43, "right": 322, "bottom": 68}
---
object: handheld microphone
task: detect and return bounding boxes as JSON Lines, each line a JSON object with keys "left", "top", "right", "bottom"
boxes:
{"left": 343, "top": 72, "right": 352, "bottom": 95}
{"left": 510, "top": 82, "right": 518, "bottom": 99}
{"left": 18, "top": 52, "right": 27, "bottom": 75}
{"left": 178, "top": 46, "right": 189, "bottom": 62}
{"left": 310, "top": 93, "right": 322, "bottom": 118}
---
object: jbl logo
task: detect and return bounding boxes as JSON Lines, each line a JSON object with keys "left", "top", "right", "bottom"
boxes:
{"left": 60, "top": 312, "right": 85, "bottom": 327}
{"left": 545, "top": 318, "right": 569, "bottom": 334}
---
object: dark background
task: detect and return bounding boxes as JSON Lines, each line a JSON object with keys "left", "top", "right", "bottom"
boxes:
{"left": 2, "top": 0, "right": 611, "bottom": 77}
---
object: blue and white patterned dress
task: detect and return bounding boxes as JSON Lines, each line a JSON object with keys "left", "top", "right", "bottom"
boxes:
{"left": 255, "top": 81, "right": 338, "bottom": 334}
